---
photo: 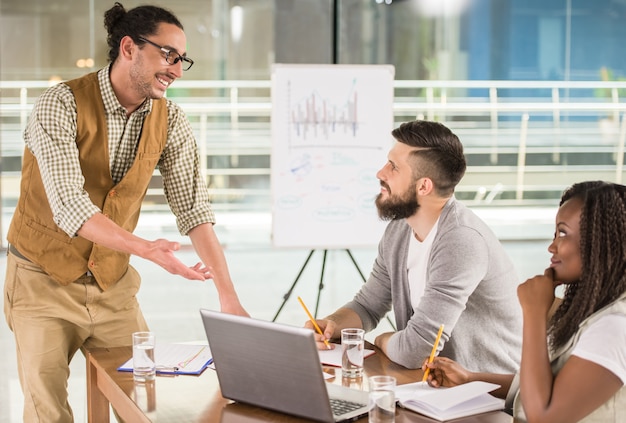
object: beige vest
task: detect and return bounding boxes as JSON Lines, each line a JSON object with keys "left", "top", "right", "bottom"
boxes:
{"left": 8, "top": 71, "right": 167, "bottom": 291}
{"left": 512, "top": 293, "right": 626, "bottom": 422}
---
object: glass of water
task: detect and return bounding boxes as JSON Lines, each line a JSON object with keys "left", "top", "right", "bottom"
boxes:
{"left": 132, "top": 331, "right": 156, "bottom": 382}
{"left": 368, "top": 375, "right": 396, "bottom": 423}
{"left": 341, "top": 328, "right": 365, "bottom": 378}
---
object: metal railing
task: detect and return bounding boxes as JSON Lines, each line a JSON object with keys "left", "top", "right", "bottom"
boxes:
{"left": 2, "top": 79, "right": 626, "bottom": 212}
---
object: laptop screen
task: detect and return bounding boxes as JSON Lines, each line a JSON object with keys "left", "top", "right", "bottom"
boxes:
{"left": 200, "top": 309, "right": 369, "bottom": 422}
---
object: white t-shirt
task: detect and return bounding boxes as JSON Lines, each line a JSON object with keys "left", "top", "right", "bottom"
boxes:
{"left": 407, "top": 220, "right": 439, "bottom": 309}
{"left": 571, "top": 313, "right": 626, "bottom": 384}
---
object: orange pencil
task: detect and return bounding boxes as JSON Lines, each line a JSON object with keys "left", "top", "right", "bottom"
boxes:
{"left": 297, "top": 296, "right": 331, "bottom": 350}
{"left": 422, "top": 324, "right": 445, "bottom": 382}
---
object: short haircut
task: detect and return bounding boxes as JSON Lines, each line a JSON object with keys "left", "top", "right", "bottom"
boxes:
{"left": 391, "top": 120, "right": 466, "bottom": 196}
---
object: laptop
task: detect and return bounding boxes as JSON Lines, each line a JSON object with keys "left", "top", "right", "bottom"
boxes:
{"left": 200, "top": 309, "right": 370, "bottom": 422}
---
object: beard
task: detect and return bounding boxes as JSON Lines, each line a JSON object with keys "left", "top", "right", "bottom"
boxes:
{"left": 129, "top": 54, "right": 165, "bottom": 100}
{"left": 375, "top": 180, "right": 419, "bottom": 221}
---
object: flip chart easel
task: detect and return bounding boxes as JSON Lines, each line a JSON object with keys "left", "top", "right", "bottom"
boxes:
{"left": 270, "top": 64, "right": 394, "bottom": 249}
{"left": 270, "top": 64, "right": 395, "bottom": 325}
{"left": 271, "top": 249, "right": 396, "bottom": 330}
{"left": 272, "top": 249, "right": 364, "bottom": 320}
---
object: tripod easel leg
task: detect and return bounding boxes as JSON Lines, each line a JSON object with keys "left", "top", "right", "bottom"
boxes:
{"left": 314, "top": 250, "right": 328, "bottom": 318}
{"left": 273, "top": 249, "right": 396, "bottom": 331}
{"left": 345, "top": 249, "right": 366, "bottom": 282}
{"left": 272, "top": 249, "right": 315, "bottom": 322}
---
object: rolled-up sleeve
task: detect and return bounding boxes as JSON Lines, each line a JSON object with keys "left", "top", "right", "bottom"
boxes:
{"left": 159, "top": 102, "right": 215, "bottom": 235}
{"left": 24, "top": 84, "right": 101, "bottom": 237}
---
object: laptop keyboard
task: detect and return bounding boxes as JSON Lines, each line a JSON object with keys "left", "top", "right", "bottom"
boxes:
{"left": 329, "top": 398, "right": 365, "bottom": 416}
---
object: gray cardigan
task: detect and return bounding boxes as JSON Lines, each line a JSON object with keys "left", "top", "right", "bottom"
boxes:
{"left": 344, "top": 197, "right": 522, "bottom": 372}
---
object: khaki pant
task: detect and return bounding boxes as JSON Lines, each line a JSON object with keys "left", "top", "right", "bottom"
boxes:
{"left": 3, "top": 251, "right": 148, "bottom": 423}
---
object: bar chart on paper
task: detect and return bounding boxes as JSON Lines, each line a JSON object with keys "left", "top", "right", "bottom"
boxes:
{"left": 289, "top": 81, "right": 360, "bottom": 143}
{"left": 271, "top": 64, "right": 395, "bottom": 249}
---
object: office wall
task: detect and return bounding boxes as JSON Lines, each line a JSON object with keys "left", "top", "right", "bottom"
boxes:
{"left": 1, "top": 0, "right": 625, "bottom": 84}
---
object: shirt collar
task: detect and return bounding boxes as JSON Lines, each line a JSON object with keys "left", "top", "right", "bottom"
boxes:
{"left": 98, "top": 64, "right": 152, "bottom": 115}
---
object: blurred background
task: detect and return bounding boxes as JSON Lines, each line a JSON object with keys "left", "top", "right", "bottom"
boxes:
{"left": 1, "top": 0, "right": 625, "bottom": 421}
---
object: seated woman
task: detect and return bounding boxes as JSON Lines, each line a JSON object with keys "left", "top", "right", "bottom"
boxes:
{"left": 423, "top": 181, "right": 626, "bottom": 423}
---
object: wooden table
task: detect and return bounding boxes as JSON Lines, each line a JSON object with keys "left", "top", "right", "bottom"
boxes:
{"left": 86, "top": 345, "right": 514, "bottom": 423}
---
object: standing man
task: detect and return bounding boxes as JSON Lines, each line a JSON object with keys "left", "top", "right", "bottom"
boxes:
{"left": 307, "top": 120, "right": 522, "bottom": 373}
{"left": 3, "top": 3, "right": 247, "bottom": 422}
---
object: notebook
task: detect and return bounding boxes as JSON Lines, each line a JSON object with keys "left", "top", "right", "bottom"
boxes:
{"left": 318, "top": 345, "right": 376, "bottom": 367}
{"left": 117, "top": 343, "right": 213, "bottom": 375}
{"left": 199, "top": 309, "right": 370, "bottom": 422}
{"left": 395, "top": 381, "right": 504, "bottom": 421}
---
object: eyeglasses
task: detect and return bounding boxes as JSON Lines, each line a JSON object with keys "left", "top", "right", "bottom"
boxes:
{"left": 137, "top": 36, "right": 194, "bottom": 71}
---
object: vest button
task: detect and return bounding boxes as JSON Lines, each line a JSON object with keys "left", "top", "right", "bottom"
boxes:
{"left": 108, "top": 190, "right": 116, "bottom": 197}
{"left": 89, "top": 261, "right": 95, "bottom": 268}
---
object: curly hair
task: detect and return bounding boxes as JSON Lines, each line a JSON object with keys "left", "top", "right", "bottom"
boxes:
{"left": 391, "top": 120, "right": 466, "bottom": 197}
{"left": 548, "top": 181, "right": 626, "bottom": 350}
{"left": 103, "top": 2, "right": 183, "bottom": 63}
